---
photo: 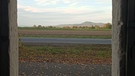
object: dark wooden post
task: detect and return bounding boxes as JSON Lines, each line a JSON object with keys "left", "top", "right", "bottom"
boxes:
{"left": 113, "top": 0, "right": 135, "bottom": 76}
{"left": 126, "top": 0, "right": 135, "bottom": 76}
{"left": 0, "top": 0, "right": 10, "bottom": 76}
{"left": 0, "top": 0, "right": 18, "bottom": 76}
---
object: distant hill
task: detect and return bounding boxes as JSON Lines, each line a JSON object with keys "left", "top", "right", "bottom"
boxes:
{"left": 55, "top": 21, "right": 105, "bottom": 27}
{"left": 80, "top": 21, "right": 104, "bottom": 26}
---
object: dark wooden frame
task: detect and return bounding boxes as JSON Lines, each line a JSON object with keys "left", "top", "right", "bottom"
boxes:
{"left": 0, "top": 0, "right": 10, "bottom": 76}
{"left": 126, "top": 0, "right": 135, "bottom": 76}
{"left": 0, "top": 0, "right": 135, "bottom": 76}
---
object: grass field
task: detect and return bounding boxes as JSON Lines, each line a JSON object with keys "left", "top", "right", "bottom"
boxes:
{"left": 19, "top": 44, "right": 111, "bottom": 64}
{"left": 19, "top": 29, "right": 112, "bottom": 39}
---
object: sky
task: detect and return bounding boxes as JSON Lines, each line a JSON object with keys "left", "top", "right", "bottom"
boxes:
{"left": 17, "top": 0, "right": 112, "bottom": 26}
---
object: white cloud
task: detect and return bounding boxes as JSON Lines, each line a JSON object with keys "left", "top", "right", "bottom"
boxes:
{"left": 18, "top": 4, "right": 98, "bottom": 15}
{"left": 18, "top": 5, "right": 42, "bottom": 13}
{"left": 35, "top": 0, "right": 60, "bottom": 5}
{"left": 34, "top": 0, "right": 80, "bottom": 6}
{"left": 95, "top": 0, "right": 112, "bottom": 4}
{"left": 62, "top": 0, "right": 78, "bottom": 4}
{"left": 63, "top": 0, "right": 72, "bottom": 4}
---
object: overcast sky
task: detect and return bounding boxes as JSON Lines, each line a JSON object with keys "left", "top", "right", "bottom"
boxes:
{"left": 17, "top": 0, "right": 112, "bottom": 26}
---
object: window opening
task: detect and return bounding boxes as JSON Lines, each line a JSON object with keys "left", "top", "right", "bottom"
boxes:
{"left": 18, "top": 0, "right": 112, "bottom": 76}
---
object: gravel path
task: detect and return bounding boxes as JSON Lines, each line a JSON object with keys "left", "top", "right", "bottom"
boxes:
{"left": 19, "top": 62, "right": 111, "bottom": 76}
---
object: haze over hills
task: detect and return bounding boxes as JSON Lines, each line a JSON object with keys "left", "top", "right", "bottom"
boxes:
{"left": 55, "top": 21, "right": 105, "bottom": 27}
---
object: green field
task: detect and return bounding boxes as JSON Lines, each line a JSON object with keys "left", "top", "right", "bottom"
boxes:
{"left": 19, "top": 27, "right": 111, "bottom": 39}
{"left": 19, "top": 44, "right": 111, "bottom": 64}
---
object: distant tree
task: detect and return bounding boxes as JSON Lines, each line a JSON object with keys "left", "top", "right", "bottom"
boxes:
{"left": 64, "top": 26, "right": 71, "bottom": 29}
{"left": 42, "top": 26, "right": 45, "bottom": 28}
{"left": 84, "top": 26, "right": 88, "bottom": 28}
{"left": 48, "top": 26, "right": 53, "bottom": 28}
{"left": 73, "top": 26, "right": 78, "bottom": 28}
{"left": 103, "top": 23, "right": 112, "bottom": 29}
{"left": 79, "top": 26, "right": 82, "bottom": 28}
{"left": 95, "top": 25, "right": 100, "bottom": 29}
{"left": 91, "top": 25, "right": 95, "bottom": 29}
{"left": 33, "top": 25, "right": 37, "bottom": 28}
{"left": 38, "top": 25, "right": 42, "bottom": 28}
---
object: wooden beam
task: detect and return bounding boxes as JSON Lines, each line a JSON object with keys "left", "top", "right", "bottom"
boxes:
{"left": 0, "top": 0, "right": 10, "bottom": 76}
{"left": 126, "top": 0, "right": 135, "bottom": 76}
{"left": 8, "top": 0, "right": 18, "bottom": 76}
{"left": 112, "top": 0, "right": 128, "bottom": 76}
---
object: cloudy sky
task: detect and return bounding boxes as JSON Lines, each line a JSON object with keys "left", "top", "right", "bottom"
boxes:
{"left": 17, "top": 0, "right": 112, "bottom": 26}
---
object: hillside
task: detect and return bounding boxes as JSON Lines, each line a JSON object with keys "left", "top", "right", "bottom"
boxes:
{"left": 55, "top": 21, "right": 105, "bottom": 27}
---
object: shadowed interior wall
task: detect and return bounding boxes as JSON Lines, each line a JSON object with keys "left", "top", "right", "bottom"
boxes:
{"left": 126, "top": 0, "right": 135, "bottom": 76}
{"left": 0, "top": 0, "right": 9, "bottom": 75}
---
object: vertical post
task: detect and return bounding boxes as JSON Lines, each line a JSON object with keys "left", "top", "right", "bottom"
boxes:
{"left": 112, "top": 0, "right": 128, "bottom": 76}
{"left": 0, "top": 0, "right": 18, "bottom": 76}
{"left": 8, "top": 0, "right": 18, "bottom": 76}
{"left": 0, "top": 0, "right": 10, "bottom": 76}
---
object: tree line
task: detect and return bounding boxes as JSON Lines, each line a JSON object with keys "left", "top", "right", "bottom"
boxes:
{"left": 32, "top": 23, "right": 112, "bottom": 29}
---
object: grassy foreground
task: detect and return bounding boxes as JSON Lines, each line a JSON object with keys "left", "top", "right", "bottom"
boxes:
{"left": 19, "top": 44, "right": 111, "bottom": 64}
